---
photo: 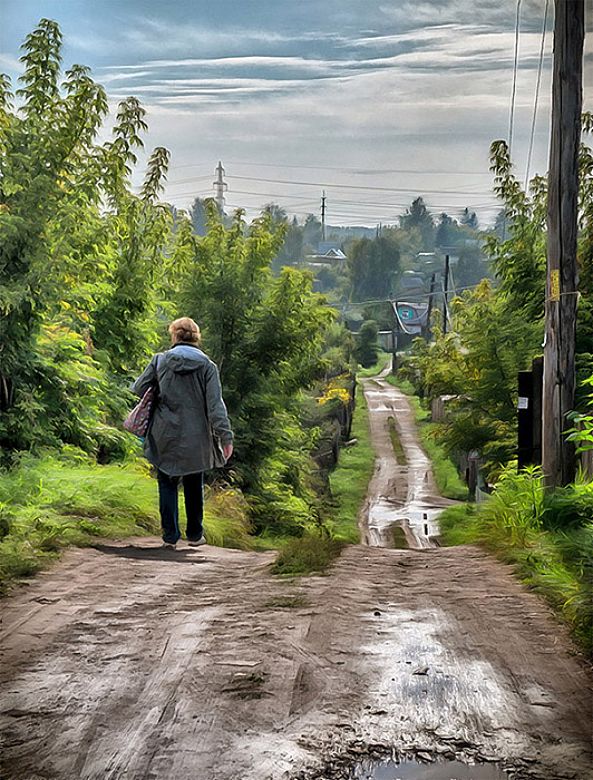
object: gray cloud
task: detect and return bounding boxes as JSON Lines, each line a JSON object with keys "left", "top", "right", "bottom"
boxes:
{"left": 3, "top": 0, "right": 572, "bottom": 226}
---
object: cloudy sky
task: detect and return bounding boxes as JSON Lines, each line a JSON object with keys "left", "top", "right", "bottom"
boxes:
{"left": 2, "top": 0, "right": 591, "bottom": 226}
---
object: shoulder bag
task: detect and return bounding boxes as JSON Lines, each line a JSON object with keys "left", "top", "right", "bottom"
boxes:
{"left": 123, "top": 356, "right": 161, "bottom": 437}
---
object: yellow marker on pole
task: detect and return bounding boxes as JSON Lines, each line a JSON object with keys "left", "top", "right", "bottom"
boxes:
{"left": 550, "top": 270, "right": 560, "bottom": 301}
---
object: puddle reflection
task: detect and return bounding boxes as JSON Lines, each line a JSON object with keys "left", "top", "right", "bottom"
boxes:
{"left": 354, "top": 758, "right": 507, "bottom": 780}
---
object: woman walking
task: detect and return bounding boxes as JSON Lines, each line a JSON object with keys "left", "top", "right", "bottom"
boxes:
{"left": 131, "top": 317, "right": 233, "bottom": 549}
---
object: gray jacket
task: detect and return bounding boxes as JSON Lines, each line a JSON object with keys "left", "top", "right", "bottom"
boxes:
{"left": 131, "top": 343, "right": 233, "bottom": 476}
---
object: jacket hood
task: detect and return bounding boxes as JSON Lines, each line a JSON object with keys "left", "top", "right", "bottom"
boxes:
{"left": 162, "top": 345, "right": 207, "bottom": 375}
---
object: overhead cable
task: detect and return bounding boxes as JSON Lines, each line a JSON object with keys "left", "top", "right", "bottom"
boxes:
{"left": 524, "top": 0, "right": 550, "bottom": 189}
{"left": 225, "top": 173, "right": 497, "bottom": 198}
{"left": 508, "top": 0, "right": 523, "bottom": 158}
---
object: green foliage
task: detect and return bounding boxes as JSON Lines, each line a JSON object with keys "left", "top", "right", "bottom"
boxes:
{"left": 438, "top": 467, "right": 593, "bottom": 656}
{"left": 576, "top": 115, "right": 593, "bottom": 393}
{"left": 399, "top": 282, "right": 541, "bottom": 471}
{"left": 438, "top": 503, "right": 479, "bottom": 546}
{"left": 177, "top": 205, "right": 335, "bottom": 533}
{"left": 566, "top": 375, "right": 593, "bottom": 452}
{"left": 419, "top": 425, "right": 468, "bottom": 500}
{"left": 0, "top": 21, "right": 349, "bottom": 552}
{"left": 540, "top": 477, "right": 593, "bottom": 531}
{"left": 0, "top": 454, "right": 159, "bottom": 591}
{"left": 356, "top": 350, "right": 391, "bottom": 377}
{"left": 354, "top": 320, "right": 379, "bottom": 368}
{"left": 400, "top": 123, "right": 591, "bottom": 475}
{"left": 399, "top": 197, "right": 435, "bottom": 250}
{"left": 347, "top": 234, "right": 401, "bottom": 301}
{"left": 0, "top": 19, "right": 177, "bottom": 453}
{"left": 0, "top": 453, "right": 255, "bottom": 592}
{"left": 484, "top": 140, "right": 547, "bottom": 319}
{"left": 271, "top": 530, "right": 344, "bottom": 576}
{"left": 201, "top": 488, "right": 253, "bottom": 549}
{"left": 328, "top": 384, "right": 374, "bottom": 543}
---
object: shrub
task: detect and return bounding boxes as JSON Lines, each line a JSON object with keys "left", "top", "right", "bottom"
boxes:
{"left": 271, "top": 530, "right": 344, "bottom": 576}
{"left": 354, "top": 320, "right": 379, "bottom": 368}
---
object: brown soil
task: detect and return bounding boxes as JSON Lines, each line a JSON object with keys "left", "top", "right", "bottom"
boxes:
{"left": 1, "top": 371, "right": 591, "bottom": 779}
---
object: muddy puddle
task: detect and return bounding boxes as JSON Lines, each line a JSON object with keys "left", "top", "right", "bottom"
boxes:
{"left": 352, "top": 758, "right": 508, "bottom": 779}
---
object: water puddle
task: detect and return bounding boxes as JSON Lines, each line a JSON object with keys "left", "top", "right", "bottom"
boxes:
{"left": 353, "top": 758, "right": 507, "bottom": 779}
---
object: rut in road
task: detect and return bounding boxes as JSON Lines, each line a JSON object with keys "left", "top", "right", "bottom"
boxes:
{"left": 0, "top": 371, "right": 591, "bottom": 780}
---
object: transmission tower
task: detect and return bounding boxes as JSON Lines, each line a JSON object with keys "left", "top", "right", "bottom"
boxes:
{"left": 213, "top": 161, "right": 227, "bottom": 213}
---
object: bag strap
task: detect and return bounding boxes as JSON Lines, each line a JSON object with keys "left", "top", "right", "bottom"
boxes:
{"left": 153, "top": 354, "right": 162, "bottom": 396}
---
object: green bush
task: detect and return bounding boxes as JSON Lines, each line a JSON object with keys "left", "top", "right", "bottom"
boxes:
{"left": 438, "top": 503, "right": 478, "bottom": 546}
{"left": 541, "top": 479, "right": 593, "bottom": 530}
{"left": 354, "top": 320, "right": 379, "bottom": 368}
{"left": 271, "top": 531, "right": 344, "bottom": 576}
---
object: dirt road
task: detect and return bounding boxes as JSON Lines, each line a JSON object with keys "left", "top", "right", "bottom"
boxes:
{"left": 1, "top": 374, "right": 591, "bottom": 779}
{"left": 360, "top": 373, "right": 455, "bottom": 548}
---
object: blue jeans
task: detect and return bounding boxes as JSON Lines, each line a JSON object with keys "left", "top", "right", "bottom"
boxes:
{"left": 157, "top": 470, "right": 204, "bottom": 544}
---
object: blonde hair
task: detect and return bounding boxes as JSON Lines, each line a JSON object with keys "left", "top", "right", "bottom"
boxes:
{"left": 169, "top": 317, "right": 201, "bottom": 345}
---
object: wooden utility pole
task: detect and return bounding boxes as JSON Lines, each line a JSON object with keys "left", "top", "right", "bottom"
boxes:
{"left": 442, "top": 254, "right": 450, "bottom": 335}
{"left": 321, "top": 190, "right": 327, "bottom": 242}
{"left": 542, "top": 0, "right": 584, "bottom": 487}
{"left": 425, "top": 272, "right": 436, "bottom": 340}
{"left": 391, "top": 300, "right": 398, "bottom": 375}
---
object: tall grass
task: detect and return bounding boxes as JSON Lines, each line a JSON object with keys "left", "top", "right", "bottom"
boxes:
{"left": 439, "top": 466, "right": 593, "bottom": 656}
{"left": 328, "top": 383, "right": 375, "bottom": 543}
{"left": 271, "top": 530, "right": 345, "bottom": 576}
{"left": 0, "top": 451, "right": 252, "bottom": 592}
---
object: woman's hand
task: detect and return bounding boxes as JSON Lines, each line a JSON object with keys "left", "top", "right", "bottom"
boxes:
{"left": 223, "top": 442, "right": 234, "bottom": 461}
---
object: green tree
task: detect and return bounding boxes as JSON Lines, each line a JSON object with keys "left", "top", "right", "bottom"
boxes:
{"left": 303, "top": 213, "right": 322, "bottom": 251}
{"left": 190, "top": 196, "right": 208, "bottom": 236}
{"left": 355, "top": 320, "right": 379, "bottom": 368}
{"left": 403, "top": 282, "right": 541, "bottom": 470}
{"left": 435, "top": 212, "right": 459, "bottom": 247}
{"left": 93, "top": 142, "right": 172, "bottom": 374}
{"left": 400, "top": 197, "right": 435, "bottom": 250}
{"left": 347, "top": 234, "right": 401, "bottom": 301}
{"left": 0, "top": 19, "right": 172, "bottom": 453}
{"left": 576, "top": 114, "right": 593, "bottom": 402}
{"left": 484, "top": 140, "right": 548, "bottom": 319}
{"left": 177, "top": 207, "right": 334, "bottom": 531}
{"left": 460, "top": 207, "right": 479, "bottom": 230}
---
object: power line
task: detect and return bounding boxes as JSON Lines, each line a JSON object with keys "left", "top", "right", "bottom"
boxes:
{"left": 165, "top": 171, "right": 495, "bottom": 198}
{"left": 164, "top": 188, "right": 499, "bottom": 213}
{"left": 391, "top": 301, "right": 416, "bottom": 335}
{"left": 233, "top": 190, "right": 496, "bottom": 209}
{"left": 524, "top": 0, "right": 549, "bottom": 189}
{"left": 225, "top": 173, "right": 496, "bottom": 198}
{"left": 165, "top": 159, "right": 492, "bottom": 176}
{"left": 219, "top": 188, "right": 497, "bottom": 210}
{"left": 164, "top": 174, "right": 214, "bottom": 187}
{"left": 340, "top": 283, "right": 497, "bottom": 308}
{"left": 508, "top": 0, "right": 523, "bottom": 158}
